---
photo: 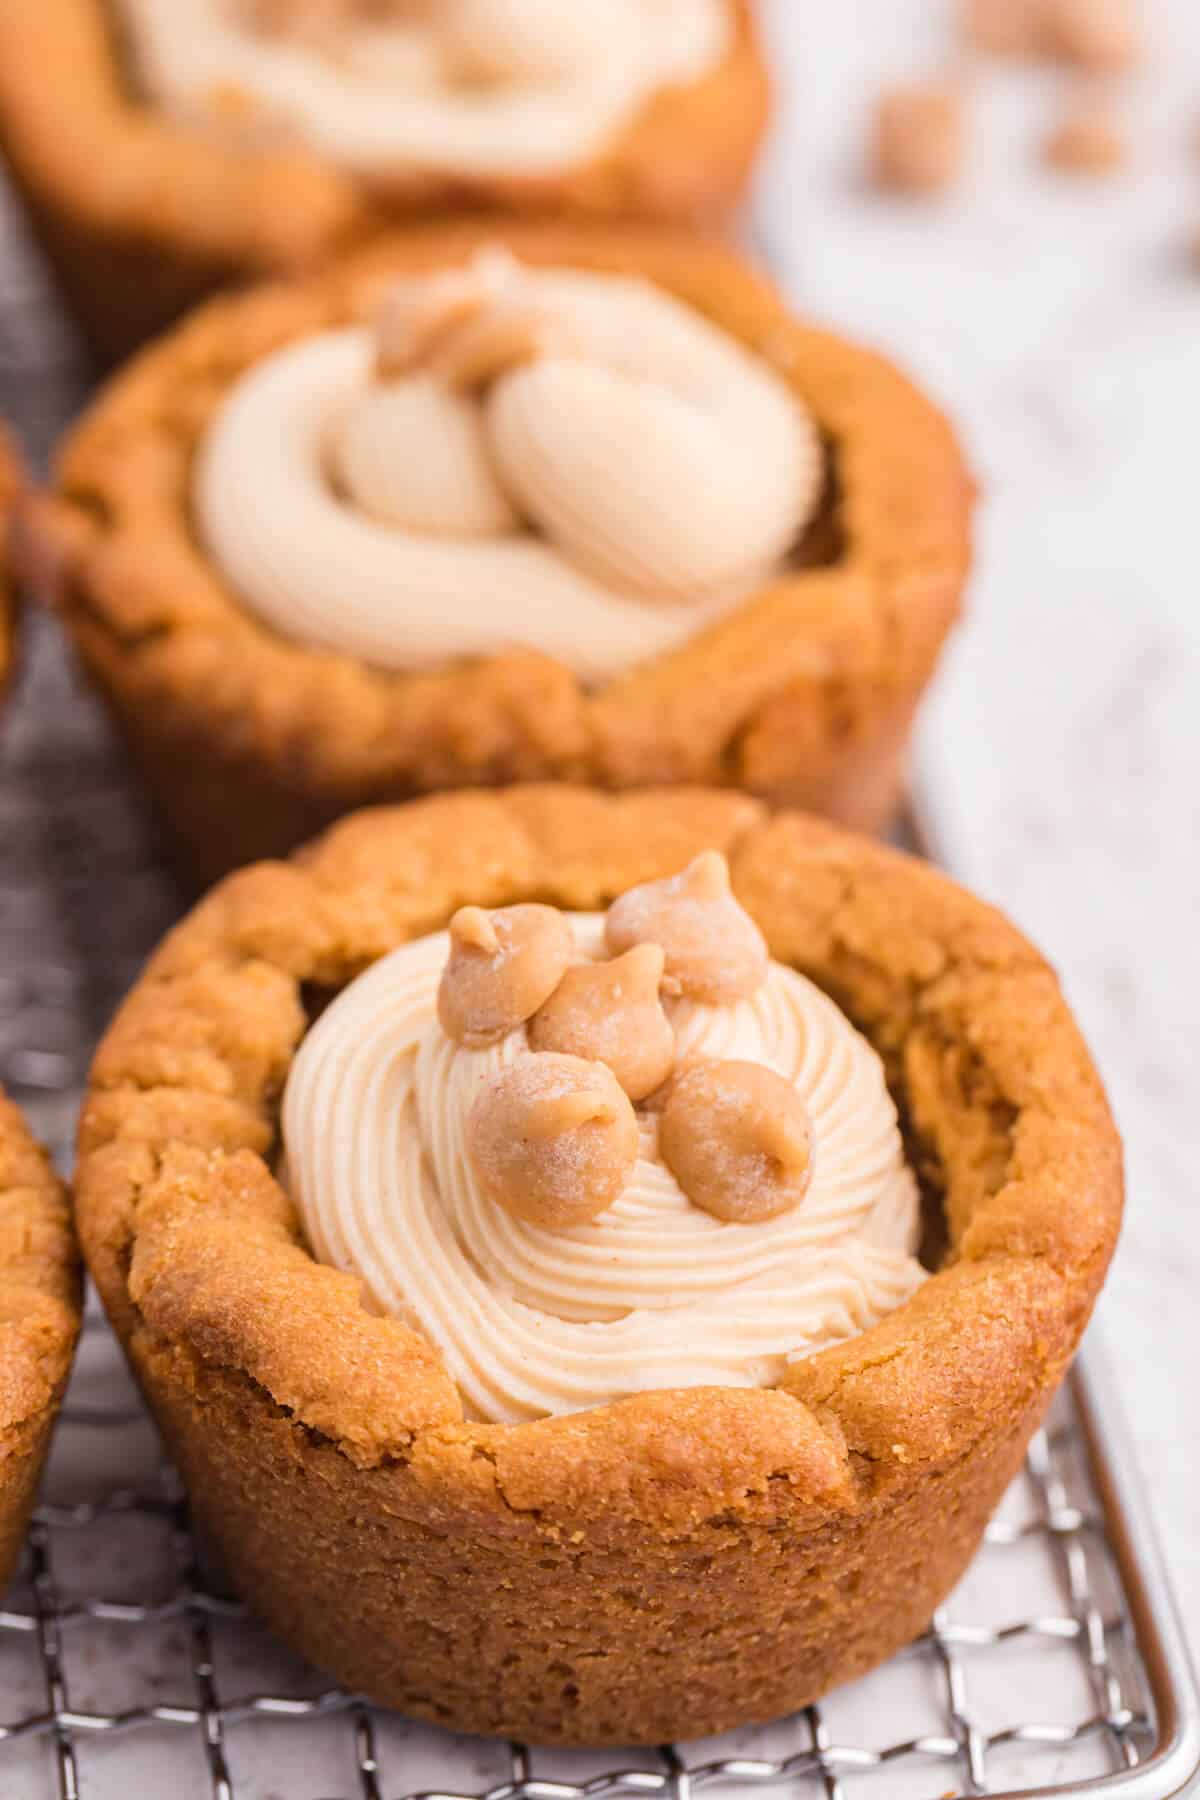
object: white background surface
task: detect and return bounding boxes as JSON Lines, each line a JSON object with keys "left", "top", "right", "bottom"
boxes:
{"left": 757, "top": 0, "right": 1199, "bottom": 1654}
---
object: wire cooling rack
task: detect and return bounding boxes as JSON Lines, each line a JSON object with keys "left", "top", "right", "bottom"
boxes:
{"left": 2, "top": 153, "right": 1199, "bottom": 1800}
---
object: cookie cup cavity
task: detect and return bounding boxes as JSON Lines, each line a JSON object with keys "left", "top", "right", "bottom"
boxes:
{"left": 31, "top": 224, "right": 973, "bottom": 887}
{"left": 73, "top": 787, "right": 1122, "bottom": 1744}
{"left": 0, "top": 0, "right": 768, "bottom": 364}
{"left": 0, "top": 1091, "right": 82, "bottom": 1586}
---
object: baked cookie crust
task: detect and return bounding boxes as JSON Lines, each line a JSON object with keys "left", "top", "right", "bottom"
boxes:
{"left": 74, "top": 786, "right": 1122, "bottom": 1744}
{"left": 0, "top": 427, "right": 24, "bottom": 707}
{"left": 0, "top": 0, "right": 769, "bottom": 365}
{"left": 0, "top": 1090, "right": 82, "bottom": 1589}
{"left": 32, "top": 224, "right": 973, "bottom": 888}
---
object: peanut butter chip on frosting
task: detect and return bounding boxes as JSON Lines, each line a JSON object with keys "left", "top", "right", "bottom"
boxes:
{"left": 467, "top": 1053, "right": 640, "bottom": 1228}
{"left": 605, "top": 850, "right": 768, "bottom": 1005}
{"left": 528, "top": 943, "right": 675, "bottom": 1101}
{"left": 438, "top": 301, "right": 580, "bottom": 395}
{"left": 374, "top": 257, "right": 581, "bottom": 395}
{"left": 372, "top": 252, "right": 524, "bottom": 380}
{"left": 659, "top": 1060, "right": 816, "bottom": 1224}
{"left": 437, "top": 903, "right": 572, "bottom": 1046}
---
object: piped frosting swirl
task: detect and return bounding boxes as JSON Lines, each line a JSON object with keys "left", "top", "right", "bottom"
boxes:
{"left": 196, "top": 251, "right": 822, "bottom": 681}
{"left": 283, "top": 863, "right": 924, "bottom": 1425}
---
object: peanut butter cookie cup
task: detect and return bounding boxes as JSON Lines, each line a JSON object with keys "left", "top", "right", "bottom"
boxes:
{"left": 31, "top": 225, "right": 973, "bottom": 887}
{"left": 73, "top": 786, "right": 1121, "bottom": 1744}
{"left": 0, "top": 0, "right": 768, "bottom": 364}
{"left": 0, "top": 1091, "right": 81, "bottom": 1589}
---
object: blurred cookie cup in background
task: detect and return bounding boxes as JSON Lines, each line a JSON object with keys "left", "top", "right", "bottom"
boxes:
{"left": 28, "top": 224, "right": 973, "bottom": 888}
{"left": 0, "top": 0, "right": 769, "bottom": 364}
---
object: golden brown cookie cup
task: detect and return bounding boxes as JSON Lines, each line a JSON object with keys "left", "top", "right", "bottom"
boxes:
{"left": 31, "top": 224, "right": 973, "bottom": 889}
{"left": 0, "top": 0, "right": 769, "bottom": 366}
{"left": 0, "top": 427, "right": 26, "bottom": 708}
{"left": 0, "top": 1090, "right": 82, "bottom": 1588}
{"left": 73, "top": 786, "right": 1122, "bottom": 1744}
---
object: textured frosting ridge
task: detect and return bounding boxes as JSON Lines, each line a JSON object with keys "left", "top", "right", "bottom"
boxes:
{"left": 283, "top": 916, "right": 924, "bottom": 1424}
{"left": 196, "top": 253, "right": 822, "bottom": 681}
{"left": 114, "top": 0, "right": 730, "bottom": 180}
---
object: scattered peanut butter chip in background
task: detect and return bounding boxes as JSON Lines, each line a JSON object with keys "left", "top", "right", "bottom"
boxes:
{"left": 870, "top": 82, "right": 968, "bottom": 197}
{"left": 876, "top": 0, "right": 1156, "bottom": 211}
{"left": 1042, "top": 99, "right": 1128, "bottom": 174}
{"left": 960, "top": 0, "right": 1142, "bottom": 68}
{"left": 961, "top": 0, "right": 1046, "bottom": 58}
{"left": 1043, "top": 0, "right": 1143, "bottom": 73}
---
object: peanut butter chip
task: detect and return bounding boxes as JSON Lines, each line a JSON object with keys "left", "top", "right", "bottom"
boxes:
{"left": 871, "top": 83, "right": 967, "bottom": 196}
{"left": 433, "top": 299, "right": 579, "bottom": 394}
{"left": 659, "top": 1060, "right": 815, "bottom": 1225}
{"left": 373, "top": 267, "right": 582, "bottom": 405}
{"left": 528, "top": 943, "right": 675, "bottom": 1102}
{"left": 373, "top": 258, "right": 497, "bottom": 380}
{"left": 961, "top": 0, "right": 1141, "bottom": 66}
{"left": 467, "top": 1053, "right": 640, "bottom": 1228}
{"left": 437, "top": 903, "right": 572, "bottom": 1047}
{"left": 961, "top": 0, "right": 1046, "bottom": 56}
{"left": 374, "top": 287, "right": 485, "bottom": 382}
{"left": 1043, "top": 103, "right": 1127, "bottom": 173}
{"left": 604, "top": 851, "right": 768, "bottom": 1006}
{"left": 1045, "top": 0, "right": 1142, "bottom": 71}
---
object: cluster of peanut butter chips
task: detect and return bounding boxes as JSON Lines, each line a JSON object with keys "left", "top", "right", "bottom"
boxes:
{"left": 872, "top": 0, "right": 1144, "bottom": 197}
{"left": 437, "top": 853, "right": 815, "bottom": 1234}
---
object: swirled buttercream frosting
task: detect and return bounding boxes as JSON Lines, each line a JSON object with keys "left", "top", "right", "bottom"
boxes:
{"left": 196, "top": 250, "right": 823, "bottom": 681}
{"left": 283, "top": 865, "right": 924, "bottom": 1425}
{"left": 113, "top": 0, "right": 731, "bottom": 181}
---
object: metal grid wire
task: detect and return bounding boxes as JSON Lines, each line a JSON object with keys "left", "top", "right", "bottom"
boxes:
{"left": 0, "top": 138, "right": 1177, "bottom": 1800}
